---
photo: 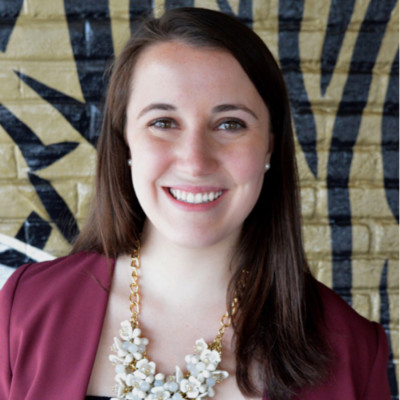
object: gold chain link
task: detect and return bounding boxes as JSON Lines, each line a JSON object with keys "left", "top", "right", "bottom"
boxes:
{"left": 129, "top": 247, "right": 241, "bottom": 354}
{"left": 129, "top": 248, "right": 141, "bottom": 327}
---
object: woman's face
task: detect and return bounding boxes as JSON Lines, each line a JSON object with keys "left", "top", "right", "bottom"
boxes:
{"left": 126, "top": 41, "right": 273, "bottom": 248}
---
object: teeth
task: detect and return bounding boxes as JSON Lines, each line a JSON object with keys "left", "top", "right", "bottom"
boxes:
{"left": 169, "top": 189, "right": 223, "bottom": 204}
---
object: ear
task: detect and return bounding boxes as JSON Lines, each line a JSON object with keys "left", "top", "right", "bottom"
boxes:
{"left": 265, "top": 131, "right": 274, "bottom": 164}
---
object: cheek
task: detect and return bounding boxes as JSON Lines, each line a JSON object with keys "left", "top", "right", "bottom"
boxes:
{"left": 129, "top": 139, "right": 172, "bottom": 186}
{"left": 228, "top": 146, "right": 266, "bottom": 183}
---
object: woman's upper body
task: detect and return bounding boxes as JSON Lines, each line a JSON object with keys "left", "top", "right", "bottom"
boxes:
{"left": 0, "top": 251, "right": 390, "bottom": 399}
{"left": 0, "top": 7, "right": 392, "bottom": 400}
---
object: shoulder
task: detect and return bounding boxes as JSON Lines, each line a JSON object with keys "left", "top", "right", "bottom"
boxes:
{"left": 315, "top": 280, "right": 383, "bottom": 343}
{"left": 1, "top": 251, "right": 115, "bottom": 348}
{"left": 310, "top": 280, "right": 390, "bottom": 399}
{"left": 3, "top": 251, "right": 112, "bottom": 292}
{"left": 0, "top": 252, "right": 115, "bottom": 314}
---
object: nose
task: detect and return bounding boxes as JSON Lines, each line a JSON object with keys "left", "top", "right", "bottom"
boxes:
{"left": 175, "top": 127, "right": 218, "bottom": 177}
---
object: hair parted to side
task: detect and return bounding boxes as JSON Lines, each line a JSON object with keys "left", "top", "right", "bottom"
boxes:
{"left": 72, "top": 7, "right": 332, "bottom": 400}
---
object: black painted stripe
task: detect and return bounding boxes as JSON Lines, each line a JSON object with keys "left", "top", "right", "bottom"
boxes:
{"left": 0, "top": 101, "right": 79, "bottom": 170}
{"left": 278, "top": 0, "right": 318, "bottom": 177}
{"left": 328, "top": 0, "right": 398, "bottom": 304}
{"left": 382, "top": 49, "right": 399, "bottom": 223}
{"left": 320, "top": 0, "right": 356, "bottom": 95}
{"left": 14, "top": 70, "right": 99, "bottom": 148}
{"left": 0, "top": 0, "right": 23, "bottom": 52}
{"left": 28, "top": 173, "right": 79, "bottom": 244}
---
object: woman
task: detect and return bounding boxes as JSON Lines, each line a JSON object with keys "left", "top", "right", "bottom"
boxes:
{"left": 0, "top": 7, "right": 390, "bottom": 400}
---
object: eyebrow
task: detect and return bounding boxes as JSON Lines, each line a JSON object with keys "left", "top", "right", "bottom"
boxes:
{"left": 212, "top": 104, "right": 258, "bottom": 120}
{"left": 137, "top": 102, "right": 258, "bottom": 120}
{"left": 138, "top": 103, "right": 177, "bottom": 118}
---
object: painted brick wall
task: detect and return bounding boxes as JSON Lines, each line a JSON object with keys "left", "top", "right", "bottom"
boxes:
{"left": 0, "top": 0, "right": 398, "bottom": 397}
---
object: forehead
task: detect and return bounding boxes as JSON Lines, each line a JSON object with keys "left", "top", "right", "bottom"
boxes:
{"left": 128, "top": 41, "right": 266, "bottom": 112}
{"left": 132, "top": 41, "right": 243, "bottom": 85}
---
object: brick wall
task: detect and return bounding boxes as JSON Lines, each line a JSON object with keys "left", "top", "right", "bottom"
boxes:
{"left": 0, "top": 0, "right": 398, "bottom": 396}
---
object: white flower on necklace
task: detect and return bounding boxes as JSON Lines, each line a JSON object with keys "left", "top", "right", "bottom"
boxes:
{"left": 110, "top": 320, "right": 229, "bottom": 400}
{"left": 180, "top": 376, "right": 202, "bottom": 398}
{"left": 147, "top": 386, "right": 172, "bottom": 399}
{"left": 134, "top": 359, "right": 156, "bottom": 380}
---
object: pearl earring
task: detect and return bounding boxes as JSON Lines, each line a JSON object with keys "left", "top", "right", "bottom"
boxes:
{"left": 264, "top": 163, "right": 270, "bottom": 172}
{"left": 128, "top": 159, "right": 132, "bottom": 166}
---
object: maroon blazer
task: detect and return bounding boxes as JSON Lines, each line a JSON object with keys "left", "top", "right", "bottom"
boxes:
{"left": 0, "top": 252, "right": 391, "bottom": 399}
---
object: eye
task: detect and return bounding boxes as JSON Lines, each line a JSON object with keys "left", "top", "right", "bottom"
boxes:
{"left": 149, "top": 118, "right": 177, "bottom": 129}
{"left": 217, "top": 119, "right": 246, "bottom": 131}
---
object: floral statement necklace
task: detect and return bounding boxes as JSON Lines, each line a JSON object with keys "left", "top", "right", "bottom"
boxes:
{"left": 109, "top": 248, "right": 238, "bottom": 400}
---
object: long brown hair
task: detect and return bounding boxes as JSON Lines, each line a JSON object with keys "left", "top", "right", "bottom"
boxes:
{"left": 72, "top": 8, "right": 331, "bottom": 399}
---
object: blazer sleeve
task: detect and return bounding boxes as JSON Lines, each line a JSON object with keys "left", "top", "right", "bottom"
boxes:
{"left": 0, "top": 264, "right": 30, "bottom": 399}
{"left": 361, "top": 322, "right": 391, "bottom": 400}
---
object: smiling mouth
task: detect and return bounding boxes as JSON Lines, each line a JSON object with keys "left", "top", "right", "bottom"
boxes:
{"left": 168, "top": 188, "right": 223, "bottom": 204}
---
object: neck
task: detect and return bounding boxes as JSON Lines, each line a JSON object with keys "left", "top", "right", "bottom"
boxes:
{"left": 137, "top": 225, "right": 238, "bottom": 306}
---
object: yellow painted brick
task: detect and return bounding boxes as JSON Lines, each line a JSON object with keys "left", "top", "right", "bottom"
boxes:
{"left": 304, "top": 74, "right": 386, "bottom": 112}
{"left": 308, "top": 260, "right": 332, "bottom": 288}
{"left": 0, "top": 184, "right": 47, "bottom": 219}
{"left": 372, "top": 17, "right": 399, "bottom": 75}
{"left": 300, "top": 187, "right": 315, "bottom": 218}
{"left": 364, "top": 74, "right": 393, "bottom": 110}
{"left": 300, "top": 32, "right": 329, "bottom": 66}
{"left": 0, "top": 127, "right": 16, "bottom": 145}
{"left": 33, "top": 143, "right": 97, "bottom": 180}
{"left": 352, "top": 292, "right": 373, "bottom": 320}
{"left": 369, "top": 291, "right": 382, "bottom": 323}
{"left": 109, "top": 0, "right": 130, "bottom": 17}
{"left": 4, "top": 103, "right": 85, "bottom": 151}
{"left": 303, "top": 223, "right": 370, "bottom": 255}
{"left": 360, "top": 292, "right": 381, "bottom": 321}
{"left": 254, "top": 0, "right": 280, "bottom": 21}
{"left": 5, "top": 21, "right": 73, "bottom": 60}
{"left": 389, "top": 294, "right": 399, "bottom": 324}
{"left": 0, "top": 222, "right": 27, "bottom": 238}
{"left": 314, "top": 187, "right": 329, "bottom": 219}
{"left": 0, "top": 62, "right": 22, "bottom": 102}
{"left": 112, "top": 19, "right": 132, "bottom": 57}
{"left": 352, "top": 225, "right": 371, "bottom": 255}
{"left": 303, "top": 224, "right": 332, "bottom": 255}
{"left": 253, "top": 28, "right": 279, "bottom": 61}
{"left": 0, "top": 145, "right": 17, "bottom": 179}
{"left": 390, "top": 330, "right": 399, "bottom": 360}
{"left": 350, "top": 151, "right": 385, "bottom": 183}
{"left": 76, "top": 181, "right": 94, "bottom": 220}
{"left": 313, "top": 115, "right": 336, "bottom": 148}
{"left": 18, "top": 62, "right": 84, "bottom": 102}
{"left": 355, "top": 114, "right": 385, "bottom": 146}
{"left": 316, "top": 188, "right": 395, "bottom": 220}
{"left": 295, "top": 145, "right": 318, "bottom": 182}
{"left": 43, "top": 223, "right": 72, "bottom": 258}
{"left": 308, "top": 259, "right": 319, "bottom": 276}
{"left": 312, "top": 74, "right": 349, "bottom": 110}
{"left": 25, "top": 0, "right": 68, "bottom": 19}
{"left": 302, "top": 0, "right": 330, "bottom": 29}
{"left": 372, "top": 223, "right": 399, "bottom": 256}
{"left": 352, "top": 259, "right": 399, "bottom": 290}
{"left": 252, "top": 0, "right": 279, "bottom": 59}
{"left": 109, "top": 0, "right": 131, "bottom": 57}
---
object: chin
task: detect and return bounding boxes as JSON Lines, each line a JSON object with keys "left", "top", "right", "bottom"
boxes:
{"left": 164, "top": 228, "right": 240, "bottom": 250}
